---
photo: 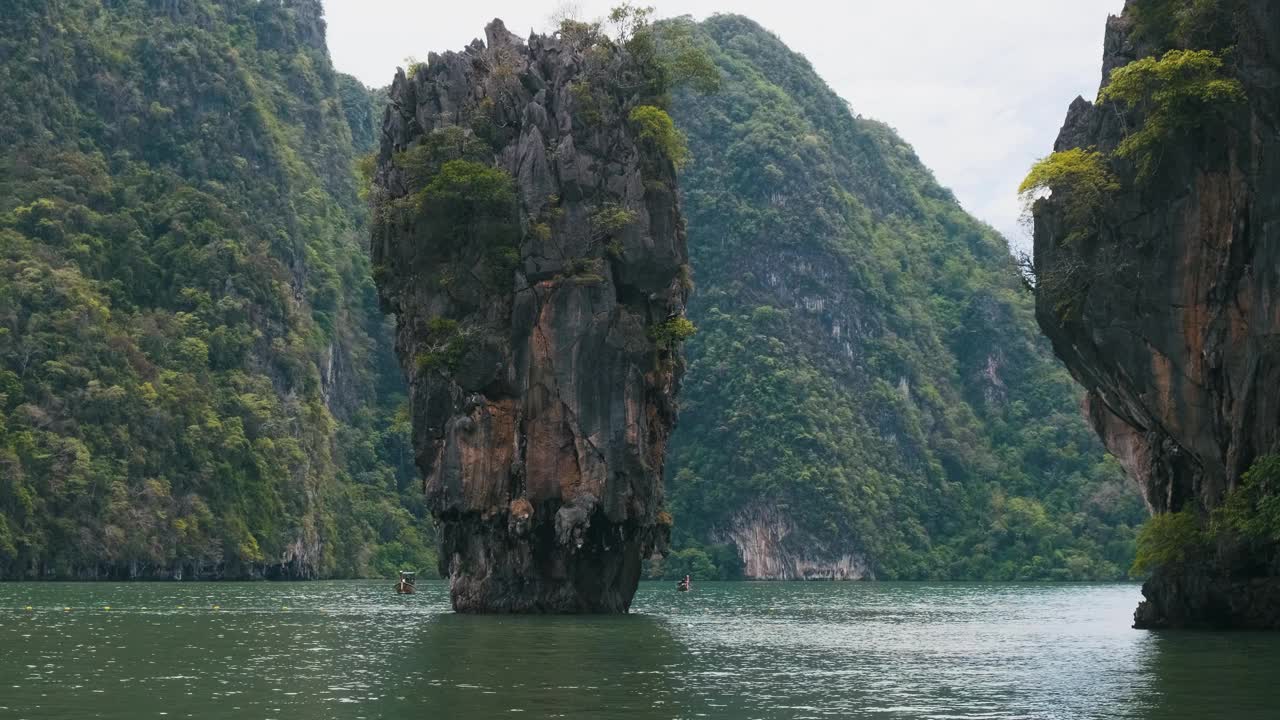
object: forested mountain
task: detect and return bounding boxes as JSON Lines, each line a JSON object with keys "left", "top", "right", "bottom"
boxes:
{"left": 0, "top": 0, "right": 434, "bottom": 579}
{"left": 660, "top": 15, "right": 1146, "bottom": 581}
{"left": 0, "top": 2, "right": 1146, "bottom": 584}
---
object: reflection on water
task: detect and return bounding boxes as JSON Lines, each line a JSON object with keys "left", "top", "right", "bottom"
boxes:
{"left": 1, "top": 581, "right": 1278, "bottom": 719}
{"left": 1139, "top": 630, "right": 1280, "bottom": 719}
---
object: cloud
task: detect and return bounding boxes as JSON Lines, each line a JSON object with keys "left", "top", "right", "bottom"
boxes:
{"left": 321, "top": 0, "right": 1125, "bottom": 249}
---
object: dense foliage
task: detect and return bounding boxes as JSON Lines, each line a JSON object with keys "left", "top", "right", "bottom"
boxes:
{"left": 0, "top": 0, "right": 434, "bottom": 579}
{"left": 1131, "top": 510, "right": 1206, "bottom": 575}
{"left": 629, "top": 105, "right": 690, "bottom": 169}
{"left": 1099, "top": 49, "right": 1244, "bottom": 180}
{"left": 659, "top": 15, "right": 1146, "bottom": 581}
{"left": 1214, "top": 456, "right": 1280, "bottom": 544}
{"left": 1018, "top": 149, "right": 1119, "bottom": 240}
{"left": 1130, "top": 0, "right": 1245, "bottom": 48}
{"left": 1130, "top": 455, "right": 1280, "bottom": 577}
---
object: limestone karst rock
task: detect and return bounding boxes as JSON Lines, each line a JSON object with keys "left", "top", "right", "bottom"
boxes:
{"left": 371, "top": 20, "right": 689, "bottom": 612}
{"left": 1032, "top": 0, "right": 1280, "bottom": 628}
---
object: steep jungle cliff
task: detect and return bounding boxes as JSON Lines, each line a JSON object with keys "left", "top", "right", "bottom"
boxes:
{"left": 1031, "top": 0, "right": 1280, "bottom": 627}
{"left": 371, "top": 20, "right": 690, "bottom": 612}
{"left": 0, "top": 0, "right": 432, "bottom": 580}
{"left": 662, "top": 16, "right": 1145, "bottom": 582}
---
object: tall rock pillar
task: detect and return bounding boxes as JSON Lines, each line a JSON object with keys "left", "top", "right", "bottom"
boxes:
{"left": 371, "top": 20, "right": 690, "bottom": 612}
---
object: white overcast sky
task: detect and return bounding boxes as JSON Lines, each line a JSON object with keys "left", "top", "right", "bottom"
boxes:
{"left": 322, "top": 0, "right": 1124, "bottom": 248}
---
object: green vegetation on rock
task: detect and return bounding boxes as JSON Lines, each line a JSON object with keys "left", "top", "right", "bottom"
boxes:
{"left": 1130, "top": 0, "right": 1244, "bottom": 48}
{"left": 415, "top": 318, "right": 469, "bottom": 375}
{"left": 0, "top": 0, "right": 433, "bottom": 579}
{"left": 658, "top": 15, "right": 1145, "bottom": 581}
{"left": 557, "top": 3, "right": 719, "bottom": 138}
{"left": 630, "top": 106, "right": 690, "bottom": 169}
{"left": 650, "top": 318, "right": 697, "bottom": 349}
{"left": 1131, "top": 509, "right": 1207, "bottom": 576}
{"left": 1019, "top": 149, "right": 1119, "bottom": 242}
{"left": 1130, "top": 455, "right": 1280, "bottom": 578}
{"left": 591, "top": 204, "right": 638, "bottom": 237}
{"left": 418, "top": 161, "right": 517, "bottom": 238}
{"left": 1214, "top": 455, "right": 1280, "bottom": 544}
{"left": 1100, "top": 49, "right": 1245, "bottom": 180}
{"left": 383, "top": 134, "right": 520, "bottom": 296}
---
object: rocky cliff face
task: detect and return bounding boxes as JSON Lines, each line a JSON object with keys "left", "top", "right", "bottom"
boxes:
{"left": 724, "top": 507, "right": 869, "bottom": 580}
{"left": 371, "top": 21, "right": 689, "bottom": 612}
{"left": 1033, "top": 0, "right": 1280, "bottom": 627}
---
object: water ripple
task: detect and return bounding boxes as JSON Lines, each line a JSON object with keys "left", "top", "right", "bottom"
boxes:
{"left": 0, "top": 581, "right": 1277, "bottom": 718}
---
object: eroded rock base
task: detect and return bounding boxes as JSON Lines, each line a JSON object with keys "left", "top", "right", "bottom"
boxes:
{"left": 441, "top": 510, "right": 659, "bottom": 613}
{"left": 1135, "top": 566, "right": 1280, "bottom": 630}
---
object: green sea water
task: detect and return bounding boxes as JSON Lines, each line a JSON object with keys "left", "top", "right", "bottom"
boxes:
{"left": 1, "top": 581, "right": 1277, "bottom": 719}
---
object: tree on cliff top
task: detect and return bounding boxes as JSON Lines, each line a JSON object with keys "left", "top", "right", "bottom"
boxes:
{"left": 1130, "top": 0, "right": 1246, "bottom": 49}
{"left": 1100, "top": 49, "right": 1244, "bottom": 180}
{"left": 558, "top": 3, "right": 720, "bottom": 107}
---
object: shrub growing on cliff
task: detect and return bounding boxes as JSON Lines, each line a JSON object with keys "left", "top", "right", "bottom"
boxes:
{"left": 1212, "top": 455, "right": 1280, "bottom": 544}
{"left": 395, "top": 128, "right": 491, "bottom": 190}
{"left": 415, "top": 316, "right": 468, "bottom": 374}
{"left": 404, "top": 55, "right": 427, "bottom": 79}
{"left": 1131, "top": 508, "right": 1209, "bottom": 576}
{"left": 591, "top": 203, "right": 638, "bottom": 237}
{"left": 397, "top": 136, "right": 520, "bottom": 289}
{"left": 649, "top": 317, "right": 696, "bottom": 349}
{"left": 418, "top": 160, "right": 516, "bottom": 237}
{"left": 558, "top": 5, "right": 719, "bottom": 110}
{"left": 1099, "top": 49, "right": 1245, "bottom": 180}
{"left": 1019, "top": 148, "right": 1119, "bottom": 244}
{"left": 1132, "top": 455, "right": 1280, "bottom": 578}
{"left": 630, "top": 105, "right": 689, "bottom": 168}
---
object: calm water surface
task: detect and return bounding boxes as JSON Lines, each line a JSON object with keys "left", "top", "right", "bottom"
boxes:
{"left": 1, "top": 581, "right": 1277, "bottom": 719}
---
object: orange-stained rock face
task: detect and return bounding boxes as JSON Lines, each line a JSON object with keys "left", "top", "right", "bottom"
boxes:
{"left": 371, "top": 20, "right": 686, "bottom": 613}
{"left": 427, "top": 398, "right": 517, "bottom": 512}
{"left": 1032, "top": 0, "right": 1280, "bottom": 628}
{"left": 1084, "top": 395, "right": 1156, "bottom": 511}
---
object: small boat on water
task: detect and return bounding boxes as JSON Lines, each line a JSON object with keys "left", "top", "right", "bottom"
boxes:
{"left": 395, "top": 571, "right": 417, "bottom": 595}
{"left": 676, "top": 574, "right": 691, "bottom": 592}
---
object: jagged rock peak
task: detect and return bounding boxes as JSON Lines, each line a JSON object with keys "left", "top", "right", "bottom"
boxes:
{"left": 484, "top": 18, "right": 521, "bottom": 48}
{"left": 370, "top": 20, "right": 691, "bottom": 613}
